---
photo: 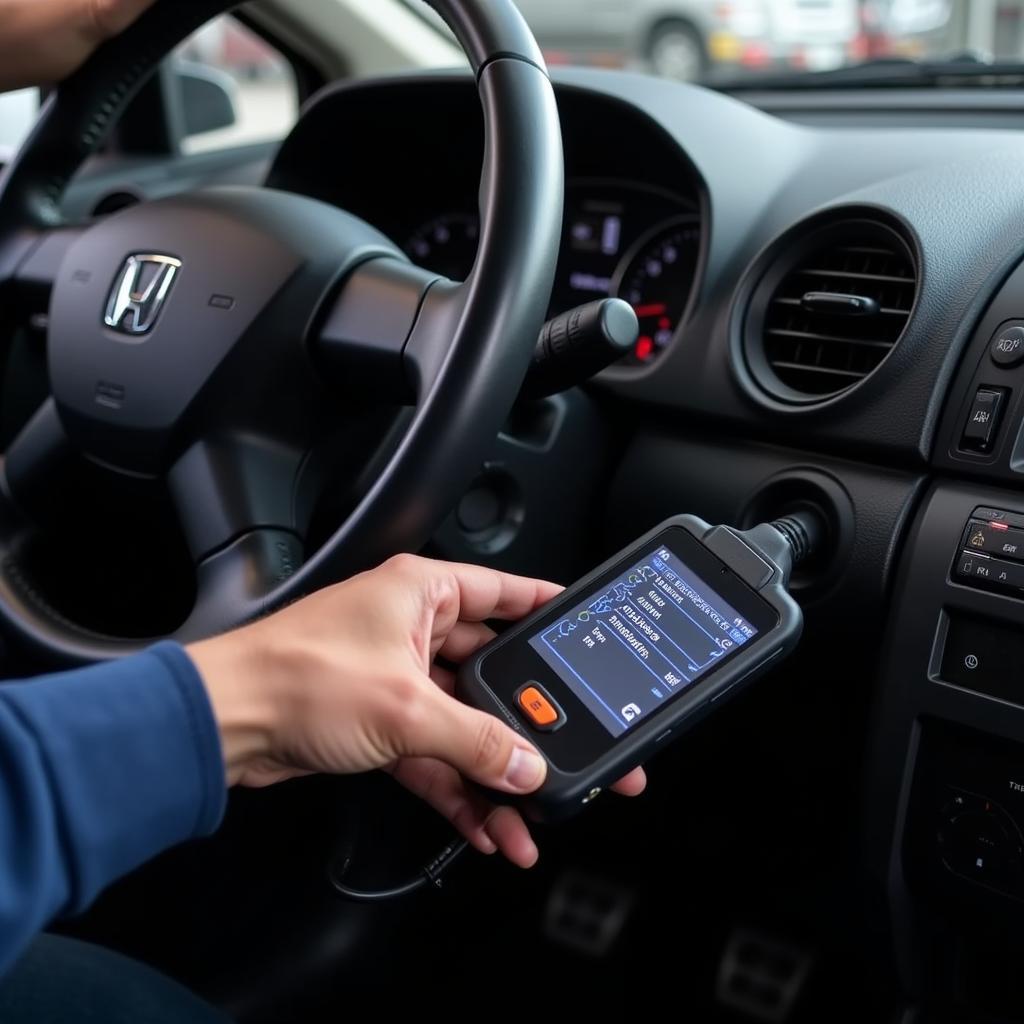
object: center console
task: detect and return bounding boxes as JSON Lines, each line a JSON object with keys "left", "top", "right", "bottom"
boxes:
{"left": 869, "top": 486, "right": 1024, "bottom": 1022}
{"left": 859, "top": 229, "right": 1024, "bottom": 1022}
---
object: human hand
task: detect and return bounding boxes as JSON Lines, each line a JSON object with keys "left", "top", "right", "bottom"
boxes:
{"left": 0, "top": 0, "right": 157, "bottom": 91}
{"left": 188, "top": 554, "right": 646, "bottom": 868}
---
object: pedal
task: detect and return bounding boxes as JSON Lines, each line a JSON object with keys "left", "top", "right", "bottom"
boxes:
{"left": 716, "top": 928, "right": 812, "bottom": 1022}
{"left": 542, "top": 871, "right": 634, "bottom": 956}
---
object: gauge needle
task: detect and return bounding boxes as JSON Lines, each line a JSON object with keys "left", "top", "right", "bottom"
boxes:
{"left": 633, "top": 303, "right": 668, "bottom": 318}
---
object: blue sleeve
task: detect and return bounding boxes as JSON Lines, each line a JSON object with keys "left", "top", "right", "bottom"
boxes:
{"left": 0, "top": 643, "right": 226, "bottom": 975}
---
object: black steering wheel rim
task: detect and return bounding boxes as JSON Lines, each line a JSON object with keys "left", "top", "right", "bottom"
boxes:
{"left": 0, "top": 0, "right": 564, "bottom": 665}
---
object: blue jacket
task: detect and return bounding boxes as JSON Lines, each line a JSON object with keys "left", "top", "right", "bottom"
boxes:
{"left": 0, "top": 644, "right": 225, "bottom": 974}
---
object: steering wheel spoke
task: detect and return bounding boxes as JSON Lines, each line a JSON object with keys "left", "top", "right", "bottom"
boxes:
{"left": 0, "top": 226, "right": 85, "bottom": 320}
{"left": 181, "top": 528, "right": 305, "bottom": 642}
{"left": 168, "top": 436, "right": 312, "bottom": 567}
{"left": 401, "top": 278, "right": 469, "bottom": 399}
{"left": 1, "top": 399, "right": 77, "bottom": 518}
{"left": 168, "top": 437, "right": 314, "bottom": 640}
{"left": 315, "top": 257, "right": 448, "bottom": 404}
{"left": 313, "top": 255, "right": 483, "bottom": 406}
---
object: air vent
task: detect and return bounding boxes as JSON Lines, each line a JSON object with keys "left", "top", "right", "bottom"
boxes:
{"left": 743, "top": 218, "right": 918, "bottom": 404}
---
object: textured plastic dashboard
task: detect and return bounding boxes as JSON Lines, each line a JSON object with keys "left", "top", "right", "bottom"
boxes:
{"left": 270, "top": 67, "right": 1024, "bottom": 469}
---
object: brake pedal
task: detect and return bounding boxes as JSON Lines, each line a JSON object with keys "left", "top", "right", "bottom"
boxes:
{"left": 542, "top": 871, "right": 633, "bottom": 956}
{"left": 716, "top": 928, "right": 812, "bottom": 1022}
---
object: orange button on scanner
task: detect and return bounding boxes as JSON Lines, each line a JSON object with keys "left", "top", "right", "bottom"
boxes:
{"left": 516, "top": 684, "right": 564, "bottom": 732}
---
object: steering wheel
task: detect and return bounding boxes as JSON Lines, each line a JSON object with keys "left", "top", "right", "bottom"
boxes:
{"left": 0, "top": 1, "right": 563, "bottom": 666}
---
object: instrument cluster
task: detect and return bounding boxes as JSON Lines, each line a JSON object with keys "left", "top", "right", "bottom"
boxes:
{"left": 403, "top": 180, "right": 701, "bottom": 367}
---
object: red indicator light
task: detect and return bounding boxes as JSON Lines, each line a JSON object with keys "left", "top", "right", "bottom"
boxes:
{"left": 633, "top": 303, "right": 667, "bottom": 318}
{"left": 991, "top": 522, "right": 1010, "bottom": 531}
{"left": 636, "top": 336, "right": 655, "bottom": 361}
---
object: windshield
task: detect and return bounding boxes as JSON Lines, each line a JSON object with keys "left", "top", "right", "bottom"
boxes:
{"left": 494, "top": 1, "right": 1024, "bottom": 84}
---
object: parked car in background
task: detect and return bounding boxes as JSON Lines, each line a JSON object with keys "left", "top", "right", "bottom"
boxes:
{"left": 864, "top": 0, "right": 1024, "bottom": 63}
{"left": 513, "top": 0, "right": 861, "bottom": 80}
{"left": 766, "top": 0, "right": 861, "bottom": 71}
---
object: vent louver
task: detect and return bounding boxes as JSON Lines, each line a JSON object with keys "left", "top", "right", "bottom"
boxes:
{"left": 746, "top": 219, "right": 917, "bottom": 403}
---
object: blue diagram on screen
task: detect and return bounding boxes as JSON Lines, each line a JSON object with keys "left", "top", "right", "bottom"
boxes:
{"left": 529, "top": 547, "right": 758, "bottom": 736}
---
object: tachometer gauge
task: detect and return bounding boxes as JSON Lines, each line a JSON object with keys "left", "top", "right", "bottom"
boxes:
{"left": 404, "top": 212, "right": 479, "bottom": 282}
{"left": 613, "top": 217, "right": 700, "bottom": 365}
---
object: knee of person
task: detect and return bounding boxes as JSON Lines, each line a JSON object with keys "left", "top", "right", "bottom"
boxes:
{"left": 0, "top": 935, "right": 233, "bottom": 1024}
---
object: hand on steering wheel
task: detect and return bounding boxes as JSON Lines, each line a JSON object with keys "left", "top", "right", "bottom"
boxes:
{"left": 0, "top": 0, "right": 158, "bottom": 90}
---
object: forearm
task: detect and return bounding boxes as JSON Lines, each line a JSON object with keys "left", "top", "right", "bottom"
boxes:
{"left": 0, "top": 0, "right": 155, "bottom": 92}
{"left": 0, "top": 645, "right": 225, "bottom": 975}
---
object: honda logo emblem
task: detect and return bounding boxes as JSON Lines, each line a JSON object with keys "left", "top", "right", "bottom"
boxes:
{"left": 104, "top": 254, "right": 181, "bottom": 336}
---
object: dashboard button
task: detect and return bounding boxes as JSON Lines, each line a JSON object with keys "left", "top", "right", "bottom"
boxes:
{"left": 972, "top": 506, "right": 1024, "bottom": 529}
{"left": 940, "top": 612, "right": 1024, "bottom": 703}
{"left": 975, "top": 507, "right": 1009, "bottom": 522}
{"left": 956, "top": 551, "right": 976, "bottom": 578}
{"left": 956, "top": 552, "right": 1024, "bottom": 589}
{"left": 456, "top": 487, "right": 502, "bottom": 534}
{"left": 963, "top": 521, "right": 1024, "bottom": 561}
{"left": 961, "top": 387, "right": 1008, "bottom": 454}
{"left": 991, "top": 323, "right": 1024, "bottom": 368}
{"left": 938, "top": 790, "right": 1024, "bottom": 894}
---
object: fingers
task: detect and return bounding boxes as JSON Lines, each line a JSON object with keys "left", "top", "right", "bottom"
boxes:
{"left": 484, "top": 806, "right": 539, "bottom": 868}
{"left": 437, "top": 621, "right": 496, "bottom": 664}
{"left": 385, "top": 554, "right": 560, "bottom": 626}
{"left": 404, "top": 686, "right": 548, "bottom": 796}
{"left": 437, "top": 560, "right": 563, "bottom": 622}
{"left": 610, "top": 766, "right": 647, "bottom": 797}
{"left": 392, "top": 757, "right": 539, "bottom": 868}
{"left": 390, "top": 757, "right": 496, "bottom": 855}
{"left": 89, "top": 0, "right": 158, "bottom": 39}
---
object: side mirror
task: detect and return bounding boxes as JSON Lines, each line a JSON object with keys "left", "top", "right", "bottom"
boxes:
{"left": 173, "top": 60, "right": 238, "bottom": 137}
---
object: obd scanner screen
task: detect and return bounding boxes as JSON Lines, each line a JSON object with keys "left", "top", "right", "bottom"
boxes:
{"left": 528, "top": 542, "right": 764, "bottom": 736}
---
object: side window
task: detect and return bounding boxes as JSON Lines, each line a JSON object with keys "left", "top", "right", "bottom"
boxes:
{"left": 0, "top": 89, "right": 40, "bottom": 161}
{"left": 172, "top": 16, "right": 299, "bottom": 155}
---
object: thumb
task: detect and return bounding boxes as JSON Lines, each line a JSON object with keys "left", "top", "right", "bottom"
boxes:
{"left": 410, "top": 688, "right": 548, "bottom": 794}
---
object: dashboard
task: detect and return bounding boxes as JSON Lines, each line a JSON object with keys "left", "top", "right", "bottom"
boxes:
{"left": 402, "top": 181, "right": 700, "bottom": 366}
{"left": 262, "top": 69, "right": 1024, "bottom": 1018}
{"left": 267, "top": 78, "right": 708, "bottom": 371}
{"left": 267, "top": 71, "right": 1024, "bottom": 466}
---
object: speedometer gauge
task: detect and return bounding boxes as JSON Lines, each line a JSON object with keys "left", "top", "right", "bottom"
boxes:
{"left": 614, "top": 217, "right": 700, "bottom": 365}
{"left": 405, "top": 212, "right": 479, "bottom": 282}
